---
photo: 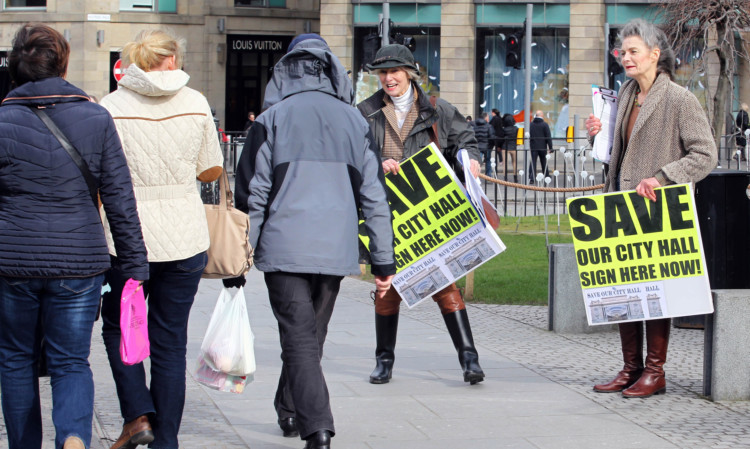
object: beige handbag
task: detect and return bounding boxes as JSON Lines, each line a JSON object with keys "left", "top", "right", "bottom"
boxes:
{"left": 202, "top": 172, "right": 253, "bottom": 279}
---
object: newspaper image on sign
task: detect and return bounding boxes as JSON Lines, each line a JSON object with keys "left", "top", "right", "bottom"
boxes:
{"left": 360, "top": 144, "right": 505, "bottom": 308}
{"left": 566, "top": 184, "right": 712, "bottom": 326}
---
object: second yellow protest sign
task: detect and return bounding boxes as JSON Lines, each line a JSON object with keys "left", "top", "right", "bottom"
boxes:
{"left": 567, "top": 184, "right": 712, "bottom": 325}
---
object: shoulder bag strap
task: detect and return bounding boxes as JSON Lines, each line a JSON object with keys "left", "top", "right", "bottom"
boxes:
{"left": 27, "top": 106, "right": 99, "bottom": 209}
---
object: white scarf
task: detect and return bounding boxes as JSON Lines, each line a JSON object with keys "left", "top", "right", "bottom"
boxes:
{"left": 389, "top": 86, "right": 414, "bottom": 129}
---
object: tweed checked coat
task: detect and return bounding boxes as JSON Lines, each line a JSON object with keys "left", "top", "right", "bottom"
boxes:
{"left": 603, "top": 74, "right": 717, "bottom": 193}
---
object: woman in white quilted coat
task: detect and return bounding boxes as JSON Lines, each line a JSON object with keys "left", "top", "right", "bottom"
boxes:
{"left": 99, "top": 29, "right": 224, "bottom": 449}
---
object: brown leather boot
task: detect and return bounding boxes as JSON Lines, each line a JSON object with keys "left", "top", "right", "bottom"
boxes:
{"left": 622, "top": 318, "right": 670, "bottom": 398}
{"left": 432, "top": 283, "right": 465, "bottom": 315}
{"left": 593, "top": 322, "right": 643, "bottom": 393}
{"left": 110, "top": 415, "right": 154, "bottom": 449}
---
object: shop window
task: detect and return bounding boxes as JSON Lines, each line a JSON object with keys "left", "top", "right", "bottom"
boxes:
{"left": 5, "top": 0, "right": 45, "bottom": 7}
{"left": 477, "top": 27, "right": 570, "bottom": 138}
{"left": 235, "top": 0, "right": 286, "bottom": 7}
{"left": 120, "top": 0, "right": 153, "bottom": 10}
{"left": 0, "top": 51, "right": 11, "bottom": 100}
{"left": 353, "top": 26, "right": 441, "bottom": 104}
{"left": 119, "top": 0, "right": 176, "bottom": 12}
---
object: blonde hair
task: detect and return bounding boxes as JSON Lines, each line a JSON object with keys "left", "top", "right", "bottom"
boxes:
{"left": 378, "top": 67, "right": 420, "bottom": 83}
{"left": 121, "top": 29, "right": 185, "bottom": 72}
{"left": 743, "top": 103, "right": 749, "bottom": 112}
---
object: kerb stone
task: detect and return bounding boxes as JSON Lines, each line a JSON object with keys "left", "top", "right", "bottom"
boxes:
{"left": 548, "top": 244, "right": 616, "bottom": 334}
{"left": 704, "top": 289, "right": 750, "bottom": 401}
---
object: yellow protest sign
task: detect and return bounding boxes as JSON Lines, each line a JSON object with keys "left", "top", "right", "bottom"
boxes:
{"left": 385, "top": 149, "right": 480, "bottom": 272}
{"left": 567, "top": 184, "right": 712, "bottom": 325}
{"left": 361, "top": 144, "right": 505, "bottom": 307}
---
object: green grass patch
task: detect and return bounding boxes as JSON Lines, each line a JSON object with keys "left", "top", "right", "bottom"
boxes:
{"left": 354, "top": 215, "right": 574, "bottom": 306}
{"left": 458, "top": 215, "right": 572, "bottom": 305}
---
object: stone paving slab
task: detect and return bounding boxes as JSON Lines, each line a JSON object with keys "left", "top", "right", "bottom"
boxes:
{"left": 4, "top": 269, "right": 750, "bottom": 448}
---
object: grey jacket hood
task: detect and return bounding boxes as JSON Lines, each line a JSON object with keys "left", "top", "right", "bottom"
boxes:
{"left": 263, "top": 39, "right": 354, "bottom": 109}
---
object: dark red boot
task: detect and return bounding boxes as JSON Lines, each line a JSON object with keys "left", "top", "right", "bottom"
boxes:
{"left": 622, "top": 318, "right": 669, "bottom": 398}
{"left": 594, "top": 322, "right": 643, "bottom": 393}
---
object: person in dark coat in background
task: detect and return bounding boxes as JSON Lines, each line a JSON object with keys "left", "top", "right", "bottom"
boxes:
{"left": 528, "top": 110, "right": 553, "bottom": 182}
{"left": 473, "top": 112, "right": 496, "bottom": 175}
{"left": 235, "top": 34, "right": 396, "bottom": 449}
{"left": 0, "top": 23, "right": 149, "bottom": 449}
{"left": 736, "top": 103, "right": 749, "bottom": 158}
{"left": 243, "top": 111, "right": 255, "bottom": 136}
{"left": 501, "top": 113, "right": 519, "bottom": 181}
{"left": 490, "top": 108, "right": 504, "bottom": 164}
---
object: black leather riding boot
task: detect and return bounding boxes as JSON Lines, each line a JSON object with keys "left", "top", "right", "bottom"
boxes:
{"left": 369, "top": 313, "right": 399, "bottom": 384}
{"left": 443, "top": 309, "right": 485, "bottom": 384}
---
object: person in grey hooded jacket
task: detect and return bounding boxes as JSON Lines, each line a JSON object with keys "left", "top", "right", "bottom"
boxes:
{"left": 234, "top": 34, "right": 395, "bottom": 449}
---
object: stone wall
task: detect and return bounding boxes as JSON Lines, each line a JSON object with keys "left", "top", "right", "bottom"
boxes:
{"left": 439, "top": 0, "right": 474, "bottom": 116}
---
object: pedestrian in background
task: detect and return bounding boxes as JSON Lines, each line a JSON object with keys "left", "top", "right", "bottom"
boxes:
{"left": 736, "top": 103, "right": 749, "bottom": 159}
{"left": 528, "top": 110, "right": 553, "bottom": 182}
{"left": 99, "top": 28, "right": 224, "bottom": 449}
{"left": 586, "top": 18, "right": 716, "bottom": 398}
{"left": 0, "top": 23, "right": 149, "bottom": 449}
{"left": 490, "top": 108, "right": 504, "bottom": 164}
{"left": 501, "top": 113, "right": 519, "bottom": 182}
{"left": 243, "top": 110, "right": 255, "bottom": 136}
{"left": 357, "top": 44, "right": 486, "bottom": 386}
{"left": 234, "top": 34, "right": 395, "bottom": 449}
{"left": 473, "top": 112, "right": 496, "bottom": 175}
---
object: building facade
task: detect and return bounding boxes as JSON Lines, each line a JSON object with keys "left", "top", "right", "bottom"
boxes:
{"left": 0, "top": 1, "right": 746, "bottom": 135}
{"left": 0, "top": 0, "right": 319, "bottom": 131}
{"left": 321, "top": 0, "right": 750, "bottom": 140}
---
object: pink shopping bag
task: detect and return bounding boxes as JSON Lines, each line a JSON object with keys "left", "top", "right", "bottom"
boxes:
{"left": 120, "top": 279, "right": 150, "bottom": 365}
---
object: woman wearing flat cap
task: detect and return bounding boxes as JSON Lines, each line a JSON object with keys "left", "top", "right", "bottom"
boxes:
{"left": 357, "top": 44, "right": 485, "bottom": 385}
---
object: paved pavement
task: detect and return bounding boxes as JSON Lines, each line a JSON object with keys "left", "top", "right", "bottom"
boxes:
{"left": 5, "top": 268, "right": 750, "bottom": 448}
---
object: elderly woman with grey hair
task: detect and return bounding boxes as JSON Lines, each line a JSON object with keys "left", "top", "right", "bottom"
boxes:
{"left": 586, "top": 19, "right": 716, "bottom": 398}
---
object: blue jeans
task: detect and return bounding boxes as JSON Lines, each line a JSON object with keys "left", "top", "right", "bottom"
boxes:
{"left": 101, "top": 252, "right": 206, "bottom": 449}
{"left": 0, "top": 274, "right": 105, "bottom": 449}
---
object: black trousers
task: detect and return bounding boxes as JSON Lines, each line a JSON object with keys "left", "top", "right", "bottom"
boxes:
{"left": 528, "top": 150, "right": 549, "bottom": 180}
{"left": 264, "top": 272, "right": 343, "bottom": 440}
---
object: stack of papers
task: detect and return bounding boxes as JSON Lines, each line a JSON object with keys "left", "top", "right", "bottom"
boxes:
{"left": 591, "top": 85, "right": 618, "bottom": 164}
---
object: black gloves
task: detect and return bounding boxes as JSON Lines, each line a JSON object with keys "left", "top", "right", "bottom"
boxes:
{"left": 222, "top": 275, "right": 246, "bottom": 289}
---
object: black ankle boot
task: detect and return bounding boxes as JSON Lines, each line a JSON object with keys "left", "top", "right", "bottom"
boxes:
{"left": 304, "top": 430, "right": 332, "bottom": 449}
{"left": 443, "top": 309, "right": 485, "bottom": 384}
{"left": 370, "top": 313, "right": 399, "bottom": 384}
{"left": 277, "top": 416, "right": 298, "bottom": 437}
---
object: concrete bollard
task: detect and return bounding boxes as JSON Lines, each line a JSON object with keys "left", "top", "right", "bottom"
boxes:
{"left": 703, "top": 290, "right": 750, "bottom": 401}
{"left": 548, "top": 244, "right": 616, "bottom": 334}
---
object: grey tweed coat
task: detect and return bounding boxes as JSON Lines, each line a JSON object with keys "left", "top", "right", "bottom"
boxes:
{"left": 603, "top": 74, "right": 717, "bottom": 193}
